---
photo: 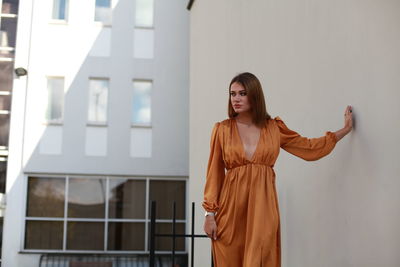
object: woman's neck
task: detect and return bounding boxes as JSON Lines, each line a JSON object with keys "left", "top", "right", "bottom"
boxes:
{"left": 235, "top": 112, "right": 253, "bottom": 126}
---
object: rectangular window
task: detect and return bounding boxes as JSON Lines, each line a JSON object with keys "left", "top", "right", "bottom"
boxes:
{"left": 149, "top": 222, "right": 186, "bottom": 251}
{"left": 0, "top": 160, "right": 7, "bottom": 193}
{"left": 0, "top": 93, "right": 11, "bottom": 111}
{"left": 95, "top": 0, "right": 112, "bottom": 25}
{"left": 25, "top": 177, "right": 65, "bottom": 250}
{"left": 67, "top": 222, "right": 104, "bottom": 250}
{"left": 0, "top": 61, "right": 14, "bottom": 92}
{"left": 52, "top": 0, "right": 69, "bottom": 21}
{"left": 0, "top": 17, "right": 17, "bottom": 48}
{"left": 1, "top": 0, "right": 20, "bottom": 15}
{"left": 135, "top": 0, "right": 154, "bottom": 28}
{"left": 108, "top": 222, "right": 145, "bottom": 251}
{"left": 46, "top": 77, "right": 64, "bottom": 123}
{"left": 149, "top": 180, "right": 186, "bottom": 220}
{"left": 108, "top": 179, "right": 146, "bottom": 219}
{"left": 25, "top": 221, "right": 64, "bottom": 250}
{"left": 0, "top": 114, "right": 10, "bottom": 147}
{"left": 68, "top": 178, "right": 106, "bottom": 218}
{"left": 88, "top": 78, "right": 108, "bottom": 124}
{"left": 132, "top": 80, "right": 151, "bottom": 126}
{"left": 24, "top": 176, "right": 187, "bottom": 253}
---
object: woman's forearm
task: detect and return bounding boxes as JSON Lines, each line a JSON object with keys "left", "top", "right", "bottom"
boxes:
{"left": 334, "top": 127, "right": 351, "bottom": 142}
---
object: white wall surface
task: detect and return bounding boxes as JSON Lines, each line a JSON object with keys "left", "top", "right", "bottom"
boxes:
{"left": 189, "top": 0, "right": 400, "bottom": 266}
{"left": 40, "top": 125, "right": 63, "bottom": 154}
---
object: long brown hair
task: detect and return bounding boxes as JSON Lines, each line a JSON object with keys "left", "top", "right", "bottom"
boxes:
{"left": 228, "top": 72, "right": 271, "bottom": 126}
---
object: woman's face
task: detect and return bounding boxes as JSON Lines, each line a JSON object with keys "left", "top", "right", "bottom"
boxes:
{"left": 230, "top": 82, "right": 251, "bottom": 114}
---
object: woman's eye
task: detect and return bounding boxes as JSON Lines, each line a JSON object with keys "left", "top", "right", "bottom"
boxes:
{"left": 230, "top": 92, "right": 235, "bottom": 97}
{"left": 240, "top": 92, "right": 247, "bottom": 96}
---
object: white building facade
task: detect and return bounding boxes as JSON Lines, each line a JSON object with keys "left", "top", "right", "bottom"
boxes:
{"left": 2, "top": 0, "right": 189, "bottom": 266}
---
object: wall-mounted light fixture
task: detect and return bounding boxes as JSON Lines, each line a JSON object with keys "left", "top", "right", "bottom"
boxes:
{"left": 187, "top": 0, "right": 195, "bottom": 10}
{"left": 15, "top": 67, "right": 28, "bottom": 77}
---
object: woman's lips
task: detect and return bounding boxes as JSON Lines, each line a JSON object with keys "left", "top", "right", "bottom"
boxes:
{"left": 234, "top": 105, "right": 241, "bottom": 108}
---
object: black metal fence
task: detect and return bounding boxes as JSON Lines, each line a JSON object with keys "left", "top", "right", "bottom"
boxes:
{"left": 39, "top": 254, "right": 187, "bottom": 267}
{"left": 149, "top": 201, "right": 213, "bottom": 267}
{"left": 39, "top": 202, "right": 213, "bottom": 267}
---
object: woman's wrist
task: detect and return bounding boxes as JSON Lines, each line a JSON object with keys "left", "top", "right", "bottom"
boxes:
{"left": 205, "top": 213, "right": 216, "bottom": 220}
{"left": 335, "top": 126, "right": 351, "bottom": 142}
{"left": 344, "top": 125, "right": 352, "bottom": 133}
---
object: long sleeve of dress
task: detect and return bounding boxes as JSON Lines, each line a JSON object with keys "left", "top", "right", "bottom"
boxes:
{"left": 202, "top": 123, "right": 225, "bottom": 213}
{"left": 276, "top": 117, "right": 337, "bottom": 161}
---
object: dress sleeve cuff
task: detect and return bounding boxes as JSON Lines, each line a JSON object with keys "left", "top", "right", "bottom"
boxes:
{"left": 202, "top": 202, "right": 219, "bottom": 213}
{"left": 326, "top": 131, "right": 338, "bottom": 144}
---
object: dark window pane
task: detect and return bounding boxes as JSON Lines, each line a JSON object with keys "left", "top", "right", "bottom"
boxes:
{"left": 154, "top": 255, "right": 188, "bottom": 267}
{"left": 0, "top": 160, "right": 7, "bottom": 193}
{"left": 0, "top": 17, "right": 17, "bottom": 48}
{"left": 27, "top": 177, "right": 65, "bottom": 217}
{"left": 0, "top": 218, "right": 3, "bottom": 258}
{"left": 0, "top": 114, "right": 9, "bottom": 147}
{"left": 0, "top": 61, "right": 14, "bottom": 92}
{"left": 25, "top": 221, "right": 63, "bottom": 249}
{"left": 68, "top": 178, "right": 106, "bottom": 218}
{"left": 148, "top": 223, "right": 185, "bottom": 251}
{"left": 108, "top": 222, "right": 145, "bottom": 251}
{"left": 0, "top": 95, "right": 11, "bottom": 111}
{"left": 149, "top": 180, "right": 185, "bottom": 220}
{"left": 1, "top": 0, "right": 19, "bottom": 14}
{"left": 108, "top": 179, "right": 145, "bottom": 219}
{"left": 67, "top": 222, "right": 104, "bottom": 250}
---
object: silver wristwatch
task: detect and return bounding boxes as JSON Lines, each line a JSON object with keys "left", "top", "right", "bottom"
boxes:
{"left": 205, "top": 211, "right": 215, "bottom": 217}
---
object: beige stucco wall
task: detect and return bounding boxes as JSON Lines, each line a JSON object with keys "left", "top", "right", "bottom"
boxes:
{"left": 189, "top": 0, "right": 400, "bottom": 266}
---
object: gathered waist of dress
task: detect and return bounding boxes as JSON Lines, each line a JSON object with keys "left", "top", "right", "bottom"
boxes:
{"left": 226, "top": 163, "right": 274, "bottom": 171}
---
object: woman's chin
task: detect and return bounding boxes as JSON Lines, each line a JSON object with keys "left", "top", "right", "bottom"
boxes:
{"left": 234, "top": 109, "right": 249, "bottom": 115}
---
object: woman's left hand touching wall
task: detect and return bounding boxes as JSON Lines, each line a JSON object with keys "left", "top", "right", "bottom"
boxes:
{"left": 335, "top": 105, "right": 353, "bottom": 141}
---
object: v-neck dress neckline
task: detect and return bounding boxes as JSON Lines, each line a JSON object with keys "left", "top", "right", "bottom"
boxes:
{"left": 233, "top": 118, "right": 263, "bottom": 162}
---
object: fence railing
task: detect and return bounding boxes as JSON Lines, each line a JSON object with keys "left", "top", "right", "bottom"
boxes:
{"left": 39, "top": 202, "right": 212, "bottom": 267}
{"left": 149, "top": 201, "right": 213, "bottom": 267}
{"left": 39, "top": 254, "right": 187, "bottom": 267}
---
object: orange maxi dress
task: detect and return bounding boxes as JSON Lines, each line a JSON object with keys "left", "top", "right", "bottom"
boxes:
{"left": 203, "top": 117, "right": 337, "bottom": 267}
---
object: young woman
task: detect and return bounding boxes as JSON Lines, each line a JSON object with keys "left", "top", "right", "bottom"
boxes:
{"left": 203, "top": 72, "right": 353, "bottom": 267}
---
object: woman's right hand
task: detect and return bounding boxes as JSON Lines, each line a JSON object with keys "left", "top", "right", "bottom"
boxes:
{"left": 204, "top": 215, "right": 218, "bottom": 240}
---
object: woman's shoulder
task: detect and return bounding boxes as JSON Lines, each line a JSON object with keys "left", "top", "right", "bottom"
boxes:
{"left": 218, "top": 118, "right": 232, "bottom": 126}
{"left": 212, "top": 118, "right": 232, "bottom": 130}
{"left": 265, "top": 116, "right": 284, "bottom": 129}
{"left": 266, "top": 116, "right": 284, "bottom": 124}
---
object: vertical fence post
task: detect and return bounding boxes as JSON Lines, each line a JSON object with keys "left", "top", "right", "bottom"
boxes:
{"left": 171, "top": 201, "right": 176, "bottom": 267}
{"left": 191, "top": 202, "right": 195, "bottom": 267}
{"left": 150, "top": 201, "right": 156, "bottom": 267}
